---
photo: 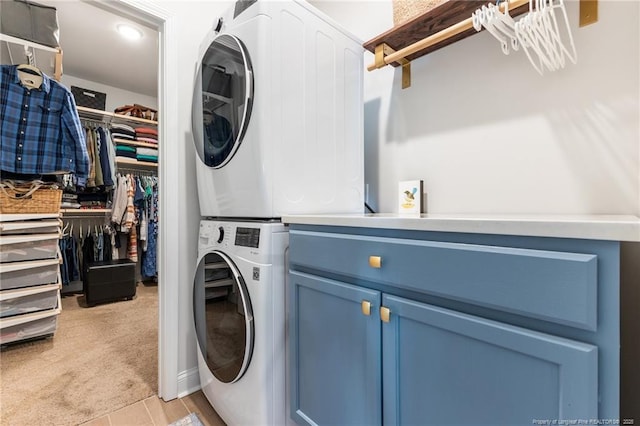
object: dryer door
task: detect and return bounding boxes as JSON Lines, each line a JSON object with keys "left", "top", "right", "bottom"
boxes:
{"left": 193, "top": 250, "right": 254, "bottom": 383}
{"left": 192, "top": 34, "right": 254, "bottom": 169}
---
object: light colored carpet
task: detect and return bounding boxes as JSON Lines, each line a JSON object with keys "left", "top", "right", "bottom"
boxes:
{"left": 0, "top": 283, "right": 158, "bottom": 425}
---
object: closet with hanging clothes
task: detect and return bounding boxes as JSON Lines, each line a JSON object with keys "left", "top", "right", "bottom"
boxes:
{"left": 60, "top": 107, "right": 159, "bottom": 301}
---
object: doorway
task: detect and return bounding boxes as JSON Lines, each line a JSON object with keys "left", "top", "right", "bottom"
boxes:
{"left": 76, "top": 0, "right": 180, "bottom": 402}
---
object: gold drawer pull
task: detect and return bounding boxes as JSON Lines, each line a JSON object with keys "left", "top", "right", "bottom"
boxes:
{"left": 361, "top": 300, "right": 371, "bottom": 316}
{"left": 369, "top": 256, "right": 382, "bottom": 268}
{"left": 380, "top": 306, "right": 391, "bottom": 323}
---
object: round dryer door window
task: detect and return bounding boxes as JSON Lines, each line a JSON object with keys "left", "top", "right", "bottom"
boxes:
{"left": 193, "top": 251, "right": 254, "bottom": 383}
{"left": 192, "top": 34, "right": 254, "bottom": 168}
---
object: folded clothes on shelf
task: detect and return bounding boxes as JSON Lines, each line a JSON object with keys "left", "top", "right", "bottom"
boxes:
{"left": 135, "top": 137, "right": 158, "bottom": 144}
{"left": 135, "top": 127, "right": 158, "bottom": 137}
{"left": 111, "top": 123, "right": 136, "bottom": 139}
{"left": 136, "top": 147, "right": 158, "bottom": 157}
{"left": 115, "top": 145, "right": 137, "bottom": 159}
{"left": 136, "top": 154, "right": 158, "bottom": 163}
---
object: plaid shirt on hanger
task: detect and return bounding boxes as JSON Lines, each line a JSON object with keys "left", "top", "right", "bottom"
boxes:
{"left": 0, "top": 65, "right": 89, "bottom": 186}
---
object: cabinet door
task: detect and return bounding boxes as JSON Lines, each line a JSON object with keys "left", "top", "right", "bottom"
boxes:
{"left": 382, "top": 295, "right": 598, "bottom": 426}
{"left": 289, "top": 271, "right": 382, "bottom": 426}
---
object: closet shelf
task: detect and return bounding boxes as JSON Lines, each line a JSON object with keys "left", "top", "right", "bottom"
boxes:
{"left": 76, "top": 106, "right": 158, "bottom": 127}
{"left": 113, "top": 138, "right": 158, "bottom": 149}
{"left": 0, "top": 33, "right": 63, "bottom": 82}
{"left": 363, "top": 0, "right": 530, "bottom": 88}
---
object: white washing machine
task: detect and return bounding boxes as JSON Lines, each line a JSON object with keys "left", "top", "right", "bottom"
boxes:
{"left": 193, "top": 220, "right": 289, "bottom": 425}
{"left": 191, "top": 0, "right": 364, "bottom": 219}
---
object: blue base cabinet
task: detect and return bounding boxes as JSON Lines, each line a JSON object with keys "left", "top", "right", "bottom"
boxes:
{"left": 290, "top": 272, "right": 381, "bottom": 426}
{"left": 288, "top": 225, "right": 631, "bottom": 426}
{"left": 383, "top": 295, "right": 596, "bottom": 425}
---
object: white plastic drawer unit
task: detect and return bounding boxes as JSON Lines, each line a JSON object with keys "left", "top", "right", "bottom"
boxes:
{"left": 0, "top": 294, "right": 61, "bottom": 345}
{"left": 0, "top": 283, "right": 61, "bottom": 318}
{"left": 0, "top": 233, "right": 61, "bottom": 263}
{"left": 0, "top": 258, "right": 60, "bottom": 290}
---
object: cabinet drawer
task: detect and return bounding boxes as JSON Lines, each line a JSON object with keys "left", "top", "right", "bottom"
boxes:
{"left": 289, "top": 230, "right": 597, "bottom": 331}
{"left": 0, "top": 292, "right": 61, "bottom": 345}
{"left": 0, "top": 310, "right": 59, "bottom": 345}
{"left": 0, "top": 258, "right": 60, "bottom": 290}
{"left": 0, "top": 283, "right": 60, "bottom": 318}
{"left": 0, "top": 233, "right": 60, "bottom": 263}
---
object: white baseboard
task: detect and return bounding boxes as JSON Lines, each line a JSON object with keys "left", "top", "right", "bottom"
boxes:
{"left": 177, "top": 366, "right": 201, "bottom": 398}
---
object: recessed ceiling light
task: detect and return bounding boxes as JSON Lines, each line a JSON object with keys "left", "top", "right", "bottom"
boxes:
{"left": 117, "top": 24, "right": 143, "bottom": 41}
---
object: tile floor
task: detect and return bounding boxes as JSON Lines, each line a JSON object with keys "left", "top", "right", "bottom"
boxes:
{"left": 81, "top": 390, "right": 226, "bottom": 426}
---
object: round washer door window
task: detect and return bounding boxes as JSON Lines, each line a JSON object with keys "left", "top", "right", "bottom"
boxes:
{"left": 192, "top": 34, "right": 253, "bottom": 168}
{"left": 193, "top": 251, "right": 254, "bottom": 383}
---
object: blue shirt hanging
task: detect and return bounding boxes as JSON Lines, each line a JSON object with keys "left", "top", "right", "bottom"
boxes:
{"left": 0, "top": 65, "right": 90, "bottom": 187}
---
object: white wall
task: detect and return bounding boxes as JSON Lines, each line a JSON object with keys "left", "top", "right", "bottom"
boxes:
{"left": 313, "top": 0, "right": 640, "bottom": 216}
{"left": 154, "top": 0, "right": 234, "bottom": 396}
{"left": 61, "top": 74, "right": 158, "bottom": 113}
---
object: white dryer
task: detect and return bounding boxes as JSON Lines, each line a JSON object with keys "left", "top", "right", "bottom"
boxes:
{"left": 191, "top": 0, "right": 364, "bottom": 219}
{"left": 193, "top": 220, "right": 289, "bottom": 425}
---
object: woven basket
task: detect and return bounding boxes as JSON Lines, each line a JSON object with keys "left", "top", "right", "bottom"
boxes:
{"left": 0, "top": 181, "right": 62, "bottom": 214}
{"left": 392, "top": 0, "right": 449, "bottom": 26}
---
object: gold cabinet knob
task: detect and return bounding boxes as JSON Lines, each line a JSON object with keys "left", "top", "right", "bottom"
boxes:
{"left": 380, "top": 306, "right": 391, "bottom": 323}
{"left": 369, "top": 255, "right": 382, "bottom": 268}
{"left": 361, "top": 300, "right": 371, "bottom": 316}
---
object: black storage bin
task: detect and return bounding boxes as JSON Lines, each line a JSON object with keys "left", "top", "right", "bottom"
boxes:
{"left": 71, "top": 86, "right": 107, "bottom": 111}
{"left": 0, "top": 0, "right": 60, "bottom": 48}
{"left": 84, "top": 260, "right": 136, "bottom": 307}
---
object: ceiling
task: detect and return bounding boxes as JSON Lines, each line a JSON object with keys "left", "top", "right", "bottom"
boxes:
{"left": 6, "top": 0, "right": 159, "bottom": 98}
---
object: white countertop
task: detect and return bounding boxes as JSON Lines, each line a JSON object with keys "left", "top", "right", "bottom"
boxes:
{"left": 282, "top": 213, "right": 640, "bottom": 242}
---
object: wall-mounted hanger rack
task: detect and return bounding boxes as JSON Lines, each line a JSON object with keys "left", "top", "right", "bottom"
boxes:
{"left": 364, "top": 0, "right": 597, "bottom": 88}
{"left": 0, "top": 32, "right": 63, "bottom": 81}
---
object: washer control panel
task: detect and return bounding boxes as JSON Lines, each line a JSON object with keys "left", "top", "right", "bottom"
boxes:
{"left": 200, "top": 221, "right": 232, "bottom": 247}
{"left": 200, "top": 221, "right": 261, "bottom": 249}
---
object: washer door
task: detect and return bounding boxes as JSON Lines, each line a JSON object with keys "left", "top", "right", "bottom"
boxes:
{"left": 192, "top": 33, "right": 254, "bottom": 168}
{"left": 193, "top": 250, "right": 254, "bottom": 383}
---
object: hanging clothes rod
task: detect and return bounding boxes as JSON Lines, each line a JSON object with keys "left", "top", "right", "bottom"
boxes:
{"left": 61, "top": 212, "right": 111, "bottom": 219}
{"left": 367, "top": 0, "right": 596, "bottom": 88}
{"left": 80, "top": 118, "right": 107, "bottom": 127}
{"left": 367, "top": 0, "right": 529, "bottom": 72}
{"left": 117, "top": 167, "right": 156, "bottom": 176}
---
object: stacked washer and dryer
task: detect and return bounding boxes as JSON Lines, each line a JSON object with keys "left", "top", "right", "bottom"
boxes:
{"left": 191, "top": 1, "right": 363, "bottom": 425}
